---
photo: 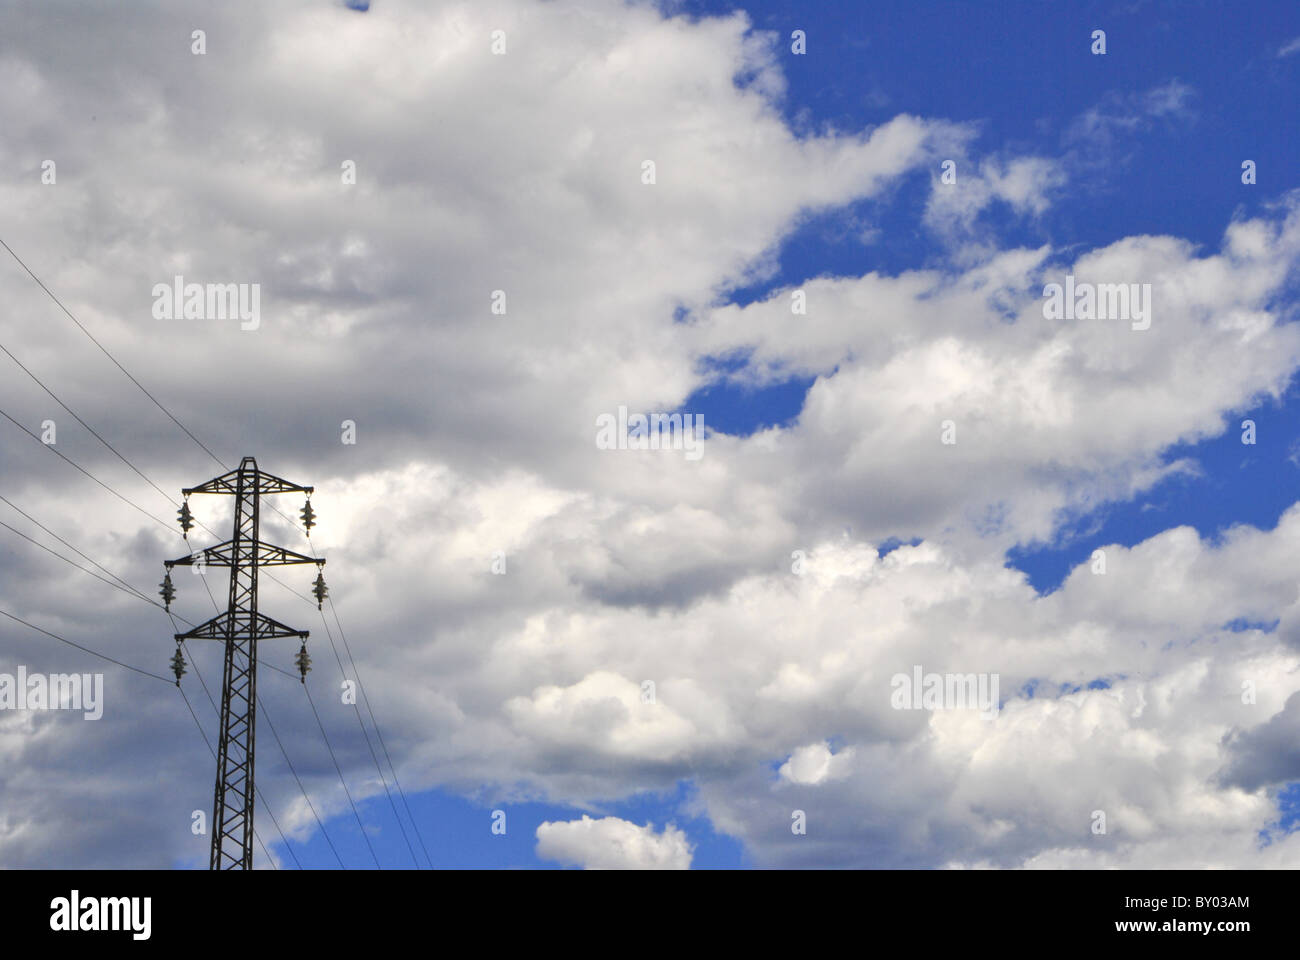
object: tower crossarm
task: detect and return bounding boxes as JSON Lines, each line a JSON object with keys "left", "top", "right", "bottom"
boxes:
{"left": 166, "top": 540, "right": 325, "bottom": 569}
{"left": 173, "top": 610, "right": 309, "bottom": 644}
{"left": 182, "top": 460, "right": 313, "bottom": 498}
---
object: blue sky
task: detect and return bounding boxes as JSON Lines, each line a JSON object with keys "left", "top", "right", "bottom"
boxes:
{"left": 201, "top": 0, "right": 1299, "bottom": 870}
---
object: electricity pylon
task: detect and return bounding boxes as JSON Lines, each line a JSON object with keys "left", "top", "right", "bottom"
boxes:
{"left": 159, "top": 457, "right": 326, "bottom": 870}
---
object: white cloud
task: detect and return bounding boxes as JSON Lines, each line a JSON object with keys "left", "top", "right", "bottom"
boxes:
{"left": 1067, "top": 79, "right": 1196, "bottom": 143}
{"left": 506, "top": 671, "right": 701, "bottom": 763}
{"left": 779, "top": 742, "right": 854, "bottom": 785}
{"left": 689, "top": 197, "right": 1300, "bottom": 558}
{"left": 0, "top": 0, "right": 1299, "bottom": 873}
{"left": 535, "top": 815, "right": 693, "bottom": 869}
{"left": 924, "top": 154, "right": 1066, "bottom": 247}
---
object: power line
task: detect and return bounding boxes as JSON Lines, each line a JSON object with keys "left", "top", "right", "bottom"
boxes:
{"left": 167, "top": 459, "right": 328, "bottom": 870}
{"left": 258, "top": 695, "right": 345, "bottom": 869}
{"left": 0, "top": 488, "right": 343, "bottom": 867}
{"left": 0, "top": 235, "right": 225, "bottom": 469}
{"left": 7, "top": 352, "right": 429, "bottom": 869}
{"left": 0, "top": 338, "right": 179, "bottom": 505}
{"left": 161, "top": 497, "right": 350, "bottom": 868}
{"left": 314, "top": 607, "right": 421, "bottom": 867}
{"left": 238, "top": 518, "right": 432, "bottom": 866}
{"left": 0, "top": 425, "right": 307, "bottom": 687}
{"left": 256, "top": 560, "right": 429, "bottom": 867}
{"left": 303, "top": 681, "right": 382, "bottom": 868}
{"left": 0, "top": 407, "right": 175, "bottom": 534}
{"left": 0, "top": 412, "right": 291, "bottom": 642}
{"left": 0, "top": 607, "right": 172, "bottom": 683}
{"left": 0, "top": 426, "right": 309, "bottom": 684}
{"left": 178, "top": 631, "right": 329, "bottom": 871}
{"left": 0, "top": 239, "right": 321, "bottom": 609}
{"left": 0, "top": 243, "right": 316, "bottom": 870}
{"left": 0, "top": 605, "right": 287, "bottom": 867}
{"left": 3, "top": 237, "right": 425, "bottom": 868}
{"left": 0, "top": 492, "right": 153, "bottom": 604}
{"left": 258, "top": 517, "right": 432, "bottom": 866}
{"left": 178, "top": 681, "right": 285, "bottom": 870}
{"left": 328, "top": 600, "right": 434, "bottom": 867}
{"left": 0, "top": 518, "right": 158, "bottom": 606}
{"left": 2, "top": 419, "right": 394, "bottom": 866}
{"left": 175, "top": 628, "right": 304, "bottom": 870}
{"left": 0, "top": 408, "right": 310, "bottom": 615}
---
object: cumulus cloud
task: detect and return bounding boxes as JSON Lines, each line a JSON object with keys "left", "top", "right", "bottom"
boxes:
{"left": 535, "top": 815, "right": 692, "bottom": 869}
{"left": 1218, "top": 692, "right": 1300, "bottom": 792}
{"left": 689, "top": 197, "right": 1300, "bottom": 558}
{"left": 779, "top": 742, "right": 854, "bottom": 785}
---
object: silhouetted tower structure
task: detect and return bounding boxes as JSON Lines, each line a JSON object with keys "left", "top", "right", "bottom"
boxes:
{"left": 159, "top": 457, "right": 326, "bottom": 870}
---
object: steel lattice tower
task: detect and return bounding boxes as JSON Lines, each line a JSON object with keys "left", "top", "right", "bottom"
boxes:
{"left": 162, "top": 457, "right": 325, "bottom": 870}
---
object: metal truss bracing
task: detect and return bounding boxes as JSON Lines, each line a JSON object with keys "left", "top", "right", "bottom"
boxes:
{"left": 165, "top": 457, "right": 324, "bottom": 870}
